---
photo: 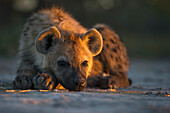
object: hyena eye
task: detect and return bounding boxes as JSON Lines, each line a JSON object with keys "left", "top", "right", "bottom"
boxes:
{"left": 82, "top": 60, "right": 88, "bottom": 66}
{"left": 58, "top": 61, "right": 69, "bottom": 67}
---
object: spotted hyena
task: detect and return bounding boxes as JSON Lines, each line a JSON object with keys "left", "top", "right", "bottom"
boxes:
{"left": 13, "top": 7, "right": 131, "bottom": 91}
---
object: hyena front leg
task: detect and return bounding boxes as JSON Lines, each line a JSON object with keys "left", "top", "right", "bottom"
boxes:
{"left": 13, "top": 65, "right": 37, "bottom": 89}
{"left": 32, "top": 71, "right": 58, "bottom": 90}
{"left": 99, "top": 72, "right": 131, "bottom": 89}
{"left": 87, "top": 72, "right": 131, "bottom": 89}
{"left": 13, "top": 67, "right": 58, "bottom": 90}
{"left": 13, "top": 48, "right": 39, "bottom": 89}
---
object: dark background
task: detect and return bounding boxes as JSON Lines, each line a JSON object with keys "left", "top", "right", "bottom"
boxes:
{"left": 0, "top": 0, "right": 170, "bottom": 58}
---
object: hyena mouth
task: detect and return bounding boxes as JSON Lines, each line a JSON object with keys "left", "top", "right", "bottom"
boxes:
{"left": 59, "top": 80, "right": 86, "bottom": 91}
{"left": 71, "top": 85, "right": 86, "bottom": 91}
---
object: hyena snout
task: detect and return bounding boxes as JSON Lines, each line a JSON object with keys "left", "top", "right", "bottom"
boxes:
{"left": 72, "top": 78, "right": 86, "bottom": 87}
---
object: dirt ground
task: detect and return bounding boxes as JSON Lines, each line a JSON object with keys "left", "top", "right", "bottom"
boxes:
{"left": 0, "top": 57, "right": 170, "bottom": 113}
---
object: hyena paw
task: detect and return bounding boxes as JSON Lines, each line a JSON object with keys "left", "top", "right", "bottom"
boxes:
{"left": 100, "top": 74, "right": 120, "bottom": 89}
{"left": 32, "top": 73, "right": 56, "bottom": 90}
{"left": 13, "top": 73, "right": 33, "bottom": 89}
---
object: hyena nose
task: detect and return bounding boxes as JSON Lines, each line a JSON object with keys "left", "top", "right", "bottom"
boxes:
{"left": 73, "top": 79, "right": 86, "bottom": 87}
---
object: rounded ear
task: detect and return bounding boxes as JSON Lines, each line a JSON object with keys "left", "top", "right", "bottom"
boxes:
{"left": 35, "top": 26, "right": 61, "bottom": 54}
{"left": 82, "top": 28, "right": 103, "bottom": 56}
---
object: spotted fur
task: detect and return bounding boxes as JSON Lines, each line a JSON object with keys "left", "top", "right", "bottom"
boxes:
{"left": 88, "top": 24, "right": 131, "bottom": 88}
{"left": 13, "top": 7, "right": 131, "bottom": 91}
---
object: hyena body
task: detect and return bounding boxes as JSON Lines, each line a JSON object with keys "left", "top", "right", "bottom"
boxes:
{"left": 13, "top": 7, "right": 131, "bottom": 91}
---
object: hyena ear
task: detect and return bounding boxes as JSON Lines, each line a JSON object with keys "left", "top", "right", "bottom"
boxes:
{"left": 35, "top": 26, "right": 61, "bottom": 54}
{"left": 82, "top": 28, "right": 103, "bottom": 56}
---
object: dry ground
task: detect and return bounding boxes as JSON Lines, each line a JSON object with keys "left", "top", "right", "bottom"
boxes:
{"left": 0, "top": 57, "right": 170, "bottom": 113}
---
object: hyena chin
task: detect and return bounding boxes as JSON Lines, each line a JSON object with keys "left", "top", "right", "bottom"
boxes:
{"left": 13, "top": 7, "right": 131, "bottom": 91}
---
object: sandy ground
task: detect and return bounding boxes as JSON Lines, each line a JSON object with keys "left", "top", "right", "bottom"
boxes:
{"left": 0, "top": 57, "right": 170, "bottom": 113}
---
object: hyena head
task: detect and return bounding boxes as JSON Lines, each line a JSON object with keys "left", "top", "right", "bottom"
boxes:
{"left": 35, "top": 26, "right": 103, "bottom": 91}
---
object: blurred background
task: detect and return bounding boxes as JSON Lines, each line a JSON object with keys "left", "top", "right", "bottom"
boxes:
{"left": 0, "top": 0, "right": 170, "bottom": 58}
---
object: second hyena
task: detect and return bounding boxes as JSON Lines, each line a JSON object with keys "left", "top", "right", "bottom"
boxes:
{"left": 13, "top": 7, "right": 131, "bottom": 91}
